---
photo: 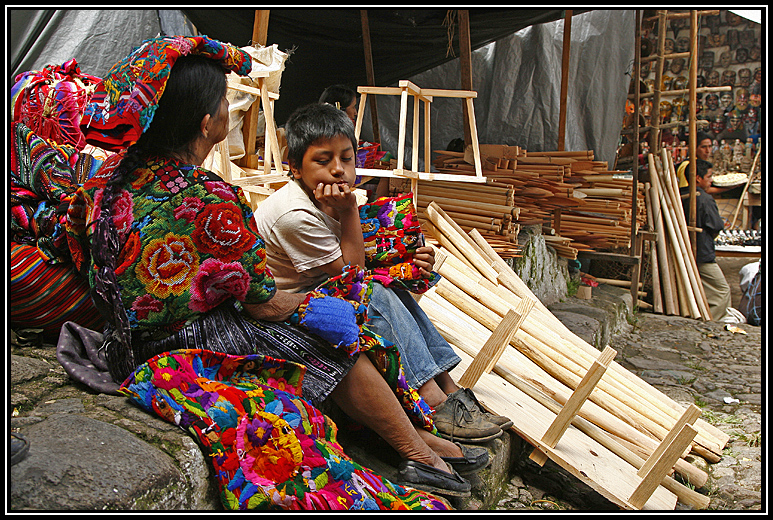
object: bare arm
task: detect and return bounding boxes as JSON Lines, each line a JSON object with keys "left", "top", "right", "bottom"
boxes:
{"left": 243, "top": 291, "right": 307, "bottom": 322}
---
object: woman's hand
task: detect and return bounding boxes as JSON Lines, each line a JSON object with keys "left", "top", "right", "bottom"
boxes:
{"left": 413, "top": 246, "right": 436, "bottom": 279}
{"left": 244, "top": 291, "right": 307, "bottom": 322}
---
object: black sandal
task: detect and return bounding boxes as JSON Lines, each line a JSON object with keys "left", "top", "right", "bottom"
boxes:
{"left": 397, "top": 459, "right": 471, "bottom": 497}
{"left": 11, "top": 432, "right": 30, "bottom": 466}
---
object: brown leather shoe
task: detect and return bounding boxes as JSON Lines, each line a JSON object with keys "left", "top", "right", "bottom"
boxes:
{"left": 458, "top": 388, "right": 514, "bottom": 430}
{"left": 433, "top": 389, "right": 503, "bottom": 443}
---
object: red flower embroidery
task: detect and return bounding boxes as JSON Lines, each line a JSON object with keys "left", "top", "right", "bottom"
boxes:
{"left": 173, "top": 196, "right": 205, "bottom": 223}
{"left": 116, "top": 231, "right": 142, "bottom": 275}
{"left": 188, "top": 258, "right": 250, "bottom": 313}
{"left": 204, "top": 181, "right": 237, "bottom": 202}
{"left": 136, "top": 233, "right": 199, "bottom": 298}
{"left": 112, "top": 189, "right": 134, "bottom": 238}
{"left": 131, "top": 294, "right": 163, "bottom": 320}
{"left": 191, "top": 202, "right": 254, "bottom": 262}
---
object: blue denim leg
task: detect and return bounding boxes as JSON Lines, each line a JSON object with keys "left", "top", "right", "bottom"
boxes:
{"left": 367, "top": 283, "right": 461, "bottom": 389}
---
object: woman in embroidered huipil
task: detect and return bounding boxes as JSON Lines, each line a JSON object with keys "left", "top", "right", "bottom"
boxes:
{"left": 62, "top": 36, "right": 473, "bottom": 508}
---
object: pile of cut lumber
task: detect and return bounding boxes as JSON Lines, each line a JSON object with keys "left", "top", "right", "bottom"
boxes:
{"left": 417, "top": 201, "right": 728, "bottom": 510}
{"left": 644, "top": 149, "right": 712, "bottom": 320}
{"left": 416, "top": 179, "right": 522, "bottom": 258}
{"left": 431, "top": 145, "right": 646, "bottom": 256}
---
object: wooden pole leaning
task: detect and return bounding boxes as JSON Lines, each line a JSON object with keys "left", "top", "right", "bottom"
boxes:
{"left": 530, "top": 346, "right": 617, "bottom": 466}
{"left": 648, "top": 154, "right": 701, "bottom": 318}
{"left": 662, "top": 151, "right": 711, "bottom": 319}
{"left": 644, "top": 183, "right": 663, "bottom": 314}
{"left": 468, "top": 226, "right": 727, "bottom": 456}
{"left": 420, "top": 286, "right": 709, "bottom": 492}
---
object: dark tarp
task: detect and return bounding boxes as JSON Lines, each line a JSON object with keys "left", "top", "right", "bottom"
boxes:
{"left": 183, "top": 9, "right": 583, "bottom": 124}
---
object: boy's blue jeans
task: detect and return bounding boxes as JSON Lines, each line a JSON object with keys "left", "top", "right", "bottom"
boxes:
{"left": 367, "top": 283, "right": 461, "bottom": 390}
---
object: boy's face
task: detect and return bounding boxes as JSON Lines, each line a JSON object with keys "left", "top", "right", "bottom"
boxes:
{"left": 291, "top": 134, "right": 356, "bottom": 195}
{"left": 697, "top": 168, "right": 714, "bottom": 192}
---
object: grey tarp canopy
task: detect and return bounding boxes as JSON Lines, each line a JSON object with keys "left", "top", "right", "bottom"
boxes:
{"left": 9, "top": 8, "right": 635, "bottom": 166}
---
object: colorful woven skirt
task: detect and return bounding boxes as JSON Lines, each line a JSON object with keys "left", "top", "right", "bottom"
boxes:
{"left": 10, "top": 241, "right": 105, "bottom": 336}
{"left": 119, "top": 349, "right": 451, "bottom": 511}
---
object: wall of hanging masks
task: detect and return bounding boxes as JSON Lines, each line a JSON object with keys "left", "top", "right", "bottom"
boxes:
{"left": 637, "top": 11, "right": 761, "bottom": 173}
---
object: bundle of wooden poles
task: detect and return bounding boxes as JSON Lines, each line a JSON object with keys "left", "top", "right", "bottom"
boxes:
{"left": 431, "top": 145, "right": 646, "bottom": 257}
{"left": 418, "top": 200, "right": 728, "bottom": 509}
{"left": 644, "top": 148, "right": 712, "bottom": 320}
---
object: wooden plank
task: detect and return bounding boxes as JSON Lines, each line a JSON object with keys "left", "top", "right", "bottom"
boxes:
{"left": 629, "top": 424, "right": 698, "bottom": 509}
{"left": 458, "top": 307, "right": 523, "bottom": 389}
{"left": 440, "top": 334, "right": 678, "bottom": 510}
{"left": 530, "top": 346, "right": 617, "bottom": 466}
{"left": 638, "top": 405, "right": 701, "bottom": 478}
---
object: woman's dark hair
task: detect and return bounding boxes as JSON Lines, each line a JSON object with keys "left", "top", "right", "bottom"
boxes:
{"left": 92, "top": 54, "right": 227, "bottom": 382}
{"left": 318, "top": 84, "right": 357, "bottom": 110}
{"left": 284, "top": 103, "right": 358, "bottom": 171}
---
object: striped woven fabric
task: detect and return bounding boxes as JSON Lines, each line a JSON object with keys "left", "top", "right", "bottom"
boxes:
{"left": 11, "top": 242, "right": 104, "bottom": 336}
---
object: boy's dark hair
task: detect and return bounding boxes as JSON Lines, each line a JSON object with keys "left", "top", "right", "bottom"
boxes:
{"left": 285, "top": 103, "right": 358, "bottom": 169}
{"left": 318, "top": 84, "right": 357, "bottom": 110}
{"left": 696, "top": 158, "right": 713, "bottom": 178}
{"left": 696, "top": 131, "right": 712, "bottom": 145}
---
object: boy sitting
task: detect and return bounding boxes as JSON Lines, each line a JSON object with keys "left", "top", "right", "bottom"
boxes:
{"left": 255, "top": 103, "right": 511, "bottom": 443}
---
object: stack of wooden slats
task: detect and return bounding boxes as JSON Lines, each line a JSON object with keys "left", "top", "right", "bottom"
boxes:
{"left": 430, "top": 145, "right": 646, "bottom": 257}
{"left": 644, "top": 149, "right": 711, "bottom": 320}
{"left": 416, "top": 201, "right": 728, "bottom": 510}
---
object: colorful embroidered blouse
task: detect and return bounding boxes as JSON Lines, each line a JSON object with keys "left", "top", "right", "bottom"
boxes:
{"left": 66, "top": 154, "right": 275, "bottom": 340}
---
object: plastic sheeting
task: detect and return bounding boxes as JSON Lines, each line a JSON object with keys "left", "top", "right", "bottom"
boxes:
{"left": 10, "top": 9, "right": 195, "bottom": 81}
{"left": 357, "top": 10, "right": 635, "bottom": 168}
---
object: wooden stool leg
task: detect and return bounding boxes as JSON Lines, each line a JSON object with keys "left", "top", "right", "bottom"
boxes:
{"left": 530, "top": 346, "right": 617, "bottom": 466}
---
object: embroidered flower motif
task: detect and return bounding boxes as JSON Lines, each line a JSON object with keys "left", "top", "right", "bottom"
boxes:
{"left": 131, "top": 293, "right": 164, "bottom": 320}
{"left": 205, "top": 181, "right": 237, "bottom": 202}
{"left": 236, "top": 411, "right": 303, "bottom": 485}
{"left": 111, "top": 189, "right": 134, "bottom": 238}
{"left": 173, "top": 196, "right": 205, "bottom": 223}
{"left": 188, "top": 258, "right": 250, "bottom": 313}
{"left": 116, "top": 231, "right": 142, "bottom": 276}
{"left": 192, "top": 202, "right": 254, "bottom": 262}
{"left": 136, "top": 232, "right": 199, "bottom": 298}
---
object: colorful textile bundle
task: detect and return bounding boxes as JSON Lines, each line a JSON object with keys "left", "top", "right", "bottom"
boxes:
{"left": 11, "top": 121, "right": 80, "bottom": 264}
{"left": 81, "top": 35, "right": 252, "bottom": 152}
{"left": 12, "top": 58, "right": 101, "bottom": 153}
{"left": 11, "top": 242, "right": 104, "bottom": 336}
{"left": 292, "top": 266, "right": 371, "bottom": 354}
{"left": 119, "top": 349, "right": 450, "bottom": 511}
{"left": 290, "top": 265, "right": 436, "bottom": 434}
{"left": 359, "top": 193, "right": 440, "bottom": 294}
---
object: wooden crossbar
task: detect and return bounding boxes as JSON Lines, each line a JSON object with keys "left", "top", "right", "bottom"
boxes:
{"left": 457, "top": 298, "right": 534, "bottom": 389}
{"left": 530, "top": 346, "right": 617, "bottom": 466}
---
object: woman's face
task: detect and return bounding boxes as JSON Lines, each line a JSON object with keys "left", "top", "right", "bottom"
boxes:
{"left": 344, "top": 97, "right": 358, "bottom": 124}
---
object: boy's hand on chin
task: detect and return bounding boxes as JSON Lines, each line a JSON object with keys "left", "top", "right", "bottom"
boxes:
{"left": 314, "top": 182, "right": 357, "bottom": 214}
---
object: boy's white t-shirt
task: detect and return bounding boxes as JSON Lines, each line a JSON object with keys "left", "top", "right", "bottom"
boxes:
{"left": 254, "top": 179, "right": 342, "bottom": 293}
